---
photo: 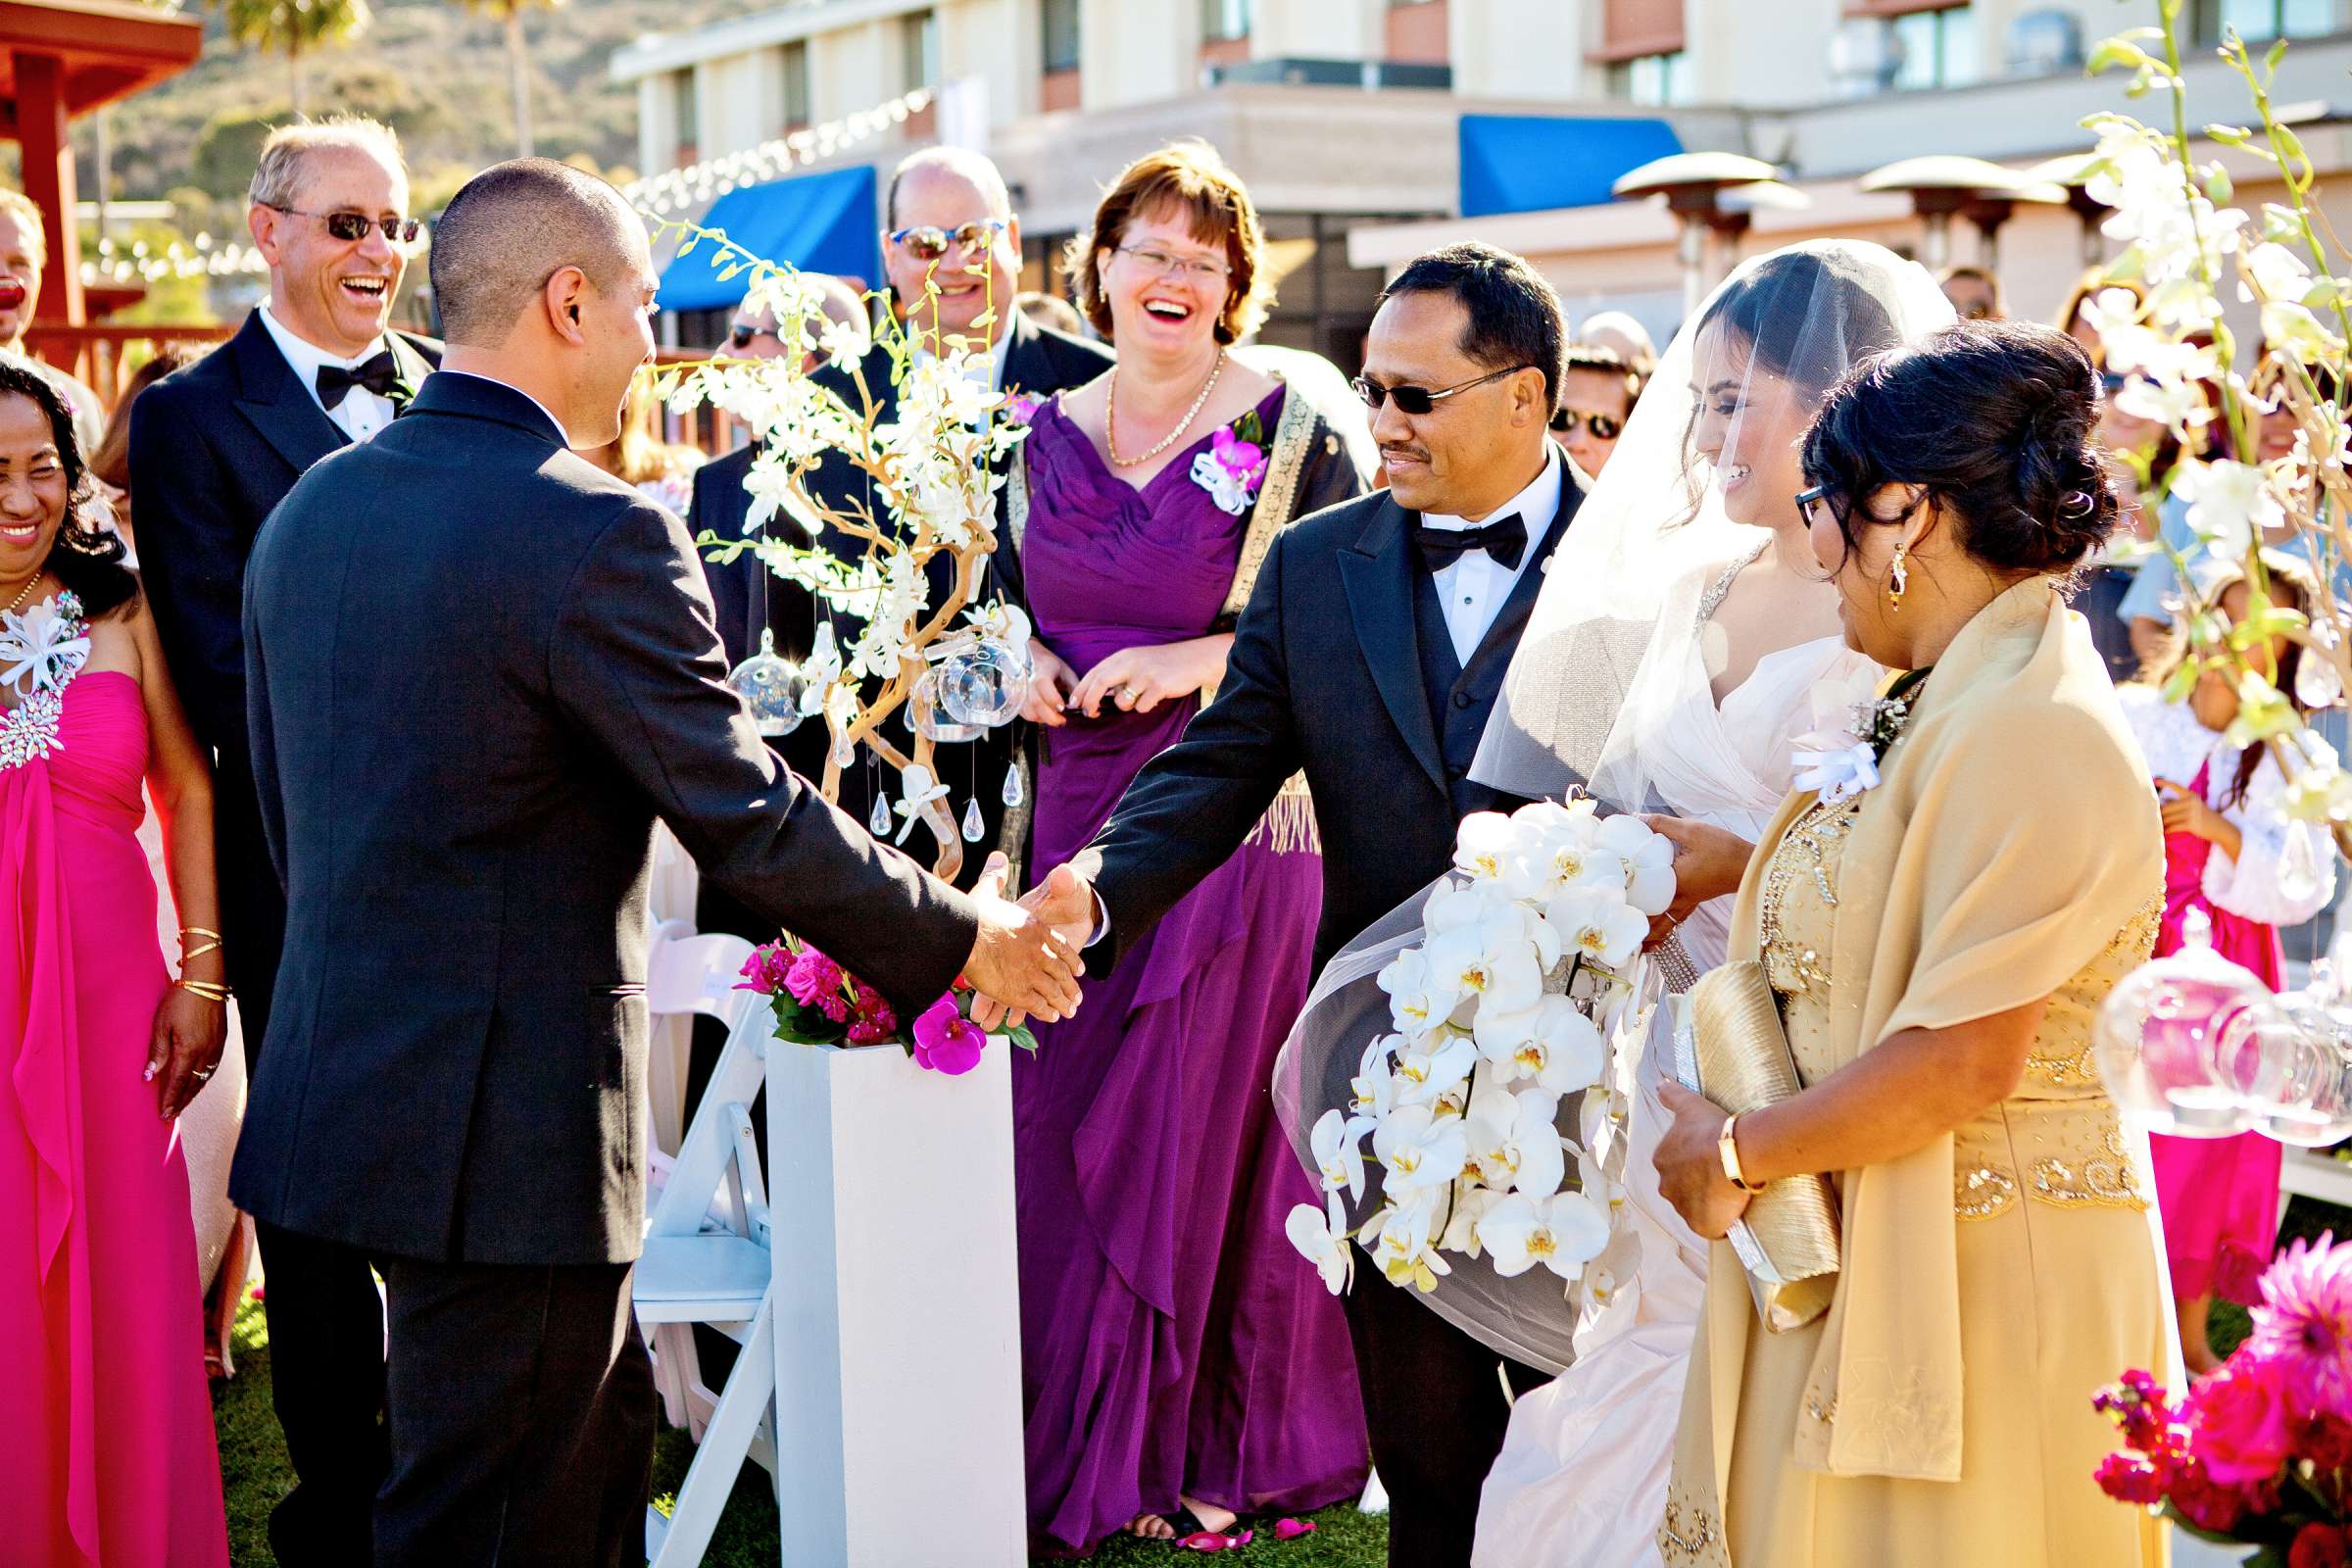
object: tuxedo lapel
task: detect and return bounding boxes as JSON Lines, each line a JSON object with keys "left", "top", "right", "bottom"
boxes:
{"left": 1460, "top": 471, "right": 1582, "bottom": 685}
{"left": 1339, "top": 494, "right": 1448, "bottom": 795}
{"left": 999, "top": 310, "right": 1047, "bottom": 397}
{"left": 386, "top": 332, "right": 434, "bottom": 404}
{"left": 230, "top": 313, "right": 347, "bottom": 478}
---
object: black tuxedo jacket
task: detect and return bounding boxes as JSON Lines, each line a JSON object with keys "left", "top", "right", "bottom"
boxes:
{"left": 232, "top": 371, "right": 981, "bottom": 1266}
{"left": 129, "top": 312, "right": 439, "bottom": 1052}
{"left": 693, "top": 309, "right": 1112, "bottom": 888}
{"left": 1076, "top": 474, "right": 1581, "bottom": 976}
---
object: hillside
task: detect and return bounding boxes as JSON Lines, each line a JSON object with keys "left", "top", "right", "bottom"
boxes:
{"left": 80, "top": 0, "right": 764, "bottom": 211}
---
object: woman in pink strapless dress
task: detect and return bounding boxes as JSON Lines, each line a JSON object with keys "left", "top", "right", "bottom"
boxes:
{"left": 2118, "top": 557, "right": 2337, "bottom": 1376}
{"left": 1, "top": 364, "right": 231, "bottom": 1565}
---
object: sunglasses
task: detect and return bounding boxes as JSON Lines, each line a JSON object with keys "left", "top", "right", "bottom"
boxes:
{"left": 1550, "top": 408, "right": 1624, "bottom": 440}
{"left": 728, "top": 323, "right": 779, "bottom": 350}
{"left": 1351, "top": 365, "right": 1532, "bottom": 416}
{"left": 264, "top": 205, "right": 420, "bottom": 245}
{"left": 888, "top": 219, "right": 1008, "bottom": 262}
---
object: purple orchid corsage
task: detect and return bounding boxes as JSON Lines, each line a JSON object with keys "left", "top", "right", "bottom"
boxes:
{"left": 1003, "top": 390, "right": 1045, "bottom": 426}
{"left": 1190, "top": 417, "right": 1269, "bottom": 516}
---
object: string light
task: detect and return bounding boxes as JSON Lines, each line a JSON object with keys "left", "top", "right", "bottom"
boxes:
{"left": 620, "top": 85, "right": 936, "bottom": 218}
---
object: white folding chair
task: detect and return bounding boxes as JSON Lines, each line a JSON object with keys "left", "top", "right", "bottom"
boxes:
{"left": 640, "top": 929, "right": 757, "bottom": 1436}
{"left": 634, "top": 998, "right": 784, "bottom": 1565}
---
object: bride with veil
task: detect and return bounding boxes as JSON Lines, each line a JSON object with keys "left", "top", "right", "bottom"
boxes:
{"left": 1470, "top": 240, "right": 1952, "bottom": 1566}
{"left": 1273, "top": 238, "right": 1953, "bottom": 1565}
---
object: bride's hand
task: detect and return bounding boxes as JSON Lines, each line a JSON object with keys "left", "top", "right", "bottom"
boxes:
{"left": 1640, "top": 816, "right": 1756, "bottom": 942}
{"left": 1653, "top": 1082, "right": 1753, "bottom": 1240}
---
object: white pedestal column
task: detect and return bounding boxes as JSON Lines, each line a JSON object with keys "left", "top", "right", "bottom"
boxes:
{"left": 764, "top": 1039, "right": 1026, "bottom": 1566}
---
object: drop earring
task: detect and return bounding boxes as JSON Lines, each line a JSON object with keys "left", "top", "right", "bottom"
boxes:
{"left": 1886, "top": 540, "right": 1909, "bottom": 612}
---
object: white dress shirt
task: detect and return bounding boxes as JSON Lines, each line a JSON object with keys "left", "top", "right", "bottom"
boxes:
{"left": 432, "top": 369, "right": 574, "bottom": 449}
{"left": 256, "top": 304, "right": 400, "bottom": 444}
{"left": 1416, "top": 444, "right": 1563, "bottom": 665}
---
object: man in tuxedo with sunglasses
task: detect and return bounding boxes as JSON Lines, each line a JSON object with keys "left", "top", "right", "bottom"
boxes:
{"left": 130, "top": 115, "right": 435, "bottom": 1567}
{"left": 1022, "top": 243, "right": 1581, "bottom": 1568}
{"left": 692, "top": 144, "right": 1107, "bottom": 889}
{"left": 1549, "top": 343, "right": 1639, "bottom": 479}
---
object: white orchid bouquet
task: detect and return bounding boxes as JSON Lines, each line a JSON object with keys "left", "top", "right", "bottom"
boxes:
{"left": 647, "top": 220, "right": 1031, "bottom": 880}
{"left": 2075, "top": 4, "right": 2352, "bottom": 847}
{"left": 1286, "top": 798, "right": 1675, "bottom": 1304}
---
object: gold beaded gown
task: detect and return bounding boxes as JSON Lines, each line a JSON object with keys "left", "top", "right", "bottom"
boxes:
{"left": 1657, "top": 578, "right": 2175, "bottom": 1567}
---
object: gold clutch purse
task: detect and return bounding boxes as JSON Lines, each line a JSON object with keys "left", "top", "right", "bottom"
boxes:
{"left": 1671, "top": 959, "right": 1840, "bottom": 1333}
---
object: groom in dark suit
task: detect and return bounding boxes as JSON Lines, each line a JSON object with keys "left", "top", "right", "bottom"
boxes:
{"left": 1029, "top": 244, "right": 1578, "bottom": 1568}
{"left": 694, "top": 146, "right": 1110, "bottom": 888}
{"left": 237, "top": 159, "right": 1084, "bottom": 1568}
{"left": 129, "top": 116, "right": 434, "bottom": 1566}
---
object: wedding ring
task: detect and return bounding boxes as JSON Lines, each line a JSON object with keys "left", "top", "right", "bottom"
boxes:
{"left": 1117, "top": 685, "right": 1138, "bottom": 701}
{"left": 190, "top": 1066, "right": 217, "bottom": 1082}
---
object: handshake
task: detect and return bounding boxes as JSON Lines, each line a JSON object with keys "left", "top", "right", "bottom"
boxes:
{"left": 959, "top": 852, "right": 1102, "bottom": 1029}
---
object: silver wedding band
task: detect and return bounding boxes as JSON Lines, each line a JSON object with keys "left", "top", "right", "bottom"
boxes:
{"left": 190, "top": 1066, "right": 217, "bottom": 1081}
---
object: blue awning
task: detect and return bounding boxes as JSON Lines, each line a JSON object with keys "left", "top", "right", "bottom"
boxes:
{"left": 1458, "top": 115, "right": 1685, "bottom": 219}
{"left": 657, "top": 165, "right": 881, "bottom": 312}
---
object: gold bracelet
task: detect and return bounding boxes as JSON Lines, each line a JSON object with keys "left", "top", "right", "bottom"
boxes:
{"left": 1718, "top": 1113, "right": 1768, "bottom": 1194}
{"left": 175, "top": 978, "right": 233, "bottom": 1004}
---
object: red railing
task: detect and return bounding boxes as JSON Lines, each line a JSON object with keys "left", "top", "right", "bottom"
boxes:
{"left": 23, "top": 322, "right": 236, "bottom": 411}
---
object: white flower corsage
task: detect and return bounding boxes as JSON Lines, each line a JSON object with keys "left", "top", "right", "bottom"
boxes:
{"left": 1789, "top": 666, "right": 1929, "bottom": 807}
{"left": 0, "top": 591, "right": 90, "bottom": 697}
{"left": 1189, "top": 416, "right": 1269, "bottom": 517}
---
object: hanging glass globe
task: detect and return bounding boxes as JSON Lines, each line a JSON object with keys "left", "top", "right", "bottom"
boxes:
{"left": 910, "top": 667, "right": 982, "bottom": 744}
{"left": 937, "top": 635, "right": 1033, "bottom": 730}
{"left": 2249, "top": 983, "right": 2352, "bottom": 1147}
{"left": 2092, "top": 906, "right": 2274, "bottom": 1136}
{"left": 725, "top": 629, "right": 808, "bottom": 738}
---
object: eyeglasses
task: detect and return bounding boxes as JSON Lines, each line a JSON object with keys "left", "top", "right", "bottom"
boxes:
{"left": 263, "top": 205, "right": 420, "bottom": 245}
{"left": 889, "top": 219, "right": 1008, "bottom": 262}
{"left": 728, "top": 322, "right": 779, "bottom": 350}
{"left": 1113, "top": 244, "right": 1232, "bottom": 283}
{"left": 1550, "top": 408, "right": 1625, "bottom": 440}
{"left": 1794, "top": 483, "right": 1834, "bottom": 527}
{"left": 1352, "top": 365, "right": 1533, "bottom": 416}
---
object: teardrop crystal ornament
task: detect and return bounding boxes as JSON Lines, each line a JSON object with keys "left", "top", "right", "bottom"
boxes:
{"left": 724, "top": 628, "right": 808, "bottom": 738}
{"left": 869, "top": 793, "right": 894, "bottom": 839}
{"left": 1002, "top": 765, "right": 1024, "bottom": 808}
{"left": 2297, "top": 653, "right": 2345, "bottom": 710}
{"left": 830, "top": 735, "right": 857, "bottom": 770}
{"left": 961, "top": 797, "right": 985, "bottom": 842}
{"left": 2279, "top": 818, "right": 2328, "bottom": 907}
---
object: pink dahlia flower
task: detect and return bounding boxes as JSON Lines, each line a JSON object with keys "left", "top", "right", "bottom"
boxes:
{"left": 2248, "top": 1233, "right": 2352, "bottom": 1417}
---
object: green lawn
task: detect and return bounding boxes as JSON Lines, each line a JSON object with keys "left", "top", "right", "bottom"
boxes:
{"left": 211, "top": 1296, "right": 1386, "bottom": 1566}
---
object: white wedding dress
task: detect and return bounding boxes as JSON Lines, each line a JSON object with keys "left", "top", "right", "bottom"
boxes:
{"left": 1471, "top": 589, "right": 1874, "bottom": 1568}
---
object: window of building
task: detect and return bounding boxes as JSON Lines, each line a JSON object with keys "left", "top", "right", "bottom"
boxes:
{"left": 1201, "top": 0, "right": 1250, "bottom": 40}
{"left": 1889, "top": 4, "right": 1979, "bottom": 90}
{"left": 1606, "top": 50, "right": 1690, "bottom": 106}
{"left": 672, "top": 68, "right": 699, "bottom": 159}
{"left": 2194, "top": 0, "right": 2340, "bottom": 42}
{"left": 1043, "top": 0, "right": 1081, "bottom": 73}
{"left": 902, "top": 9, "right": 939, "bottom": 94}
{"left": 780, "top": 39, "right": 809, "bottom": 127}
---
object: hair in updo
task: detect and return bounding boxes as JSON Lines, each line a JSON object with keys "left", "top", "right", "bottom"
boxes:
{"left": 1801, "top": 319, "right": 2121, "bottom": 576}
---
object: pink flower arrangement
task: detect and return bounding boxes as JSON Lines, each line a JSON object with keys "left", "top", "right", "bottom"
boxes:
{"left": 1004, "top": 390, "right": 1045, "bottom": 426}
{"left": 737, "top": 939, "right": 1039, "bottom": 1073}
{"left": 2097, "top": 1232, "right": 2352, "bottom": 1552}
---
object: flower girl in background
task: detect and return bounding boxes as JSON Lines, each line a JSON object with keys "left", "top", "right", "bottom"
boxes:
{"left": 2119, "top": 552, "right": 2337, "bottom": 1374}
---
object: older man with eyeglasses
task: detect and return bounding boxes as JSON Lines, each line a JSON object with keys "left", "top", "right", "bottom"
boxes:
{"left": 689, "top": 144, "right": 1108, "bottom": 892}
{"left": 128, "top": 113, "right": 437, "bottom": 1568}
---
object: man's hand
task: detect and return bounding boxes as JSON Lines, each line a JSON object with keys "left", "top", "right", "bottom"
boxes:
{"left": 963, "top": 852, "right": 1085, "bottom": 1026}
{"left": 974, "top": 860, "right": 1098, "bottom": 1031}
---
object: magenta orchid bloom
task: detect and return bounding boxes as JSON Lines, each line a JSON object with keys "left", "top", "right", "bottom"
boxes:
{"left": 911, "top": 995, "right": 987, "bottom": 1075}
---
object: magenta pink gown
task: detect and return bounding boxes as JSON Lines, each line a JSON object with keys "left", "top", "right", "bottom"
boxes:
{"left": 2148, "top": 756, "right": 2284, "bottom": 1307}
{"left": 3, "top": 666, "right": 229, "bottom": 1567}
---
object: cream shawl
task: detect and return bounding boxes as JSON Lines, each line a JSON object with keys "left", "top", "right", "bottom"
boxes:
{"left": 1701, "top": 575, "right": 2165, "bottom": 1489}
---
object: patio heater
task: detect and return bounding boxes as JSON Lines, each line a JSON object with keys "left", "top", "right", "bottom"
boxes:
{"left": 1611, "top": 152, "right": 1810, "bottom": 316}
{"left": 1858, "top": 154, "right": 2067, "bottom": 272}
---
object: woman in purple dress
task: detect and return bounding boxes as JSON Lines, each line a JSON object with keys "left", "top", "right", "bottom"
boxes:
{"left": 1008, "top": 142, "right": 1371, "bottom": 1554}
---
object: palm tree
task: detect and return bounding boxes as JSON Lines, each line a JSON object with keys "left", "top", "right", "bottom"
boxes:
{"left": 458, "top": 0, "right": 568, "bottom": 159}
{"left": 212, "top": 0, "right": 372, "bottom": 117}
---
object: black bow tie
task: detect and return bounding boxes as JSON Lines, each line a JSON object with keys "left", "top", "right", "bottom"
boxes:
{"left": 316, "top": 350, "right": 402, "bottom": 411}
{"left": 1413, "top": 514, "right": 1528, "bottom": 572}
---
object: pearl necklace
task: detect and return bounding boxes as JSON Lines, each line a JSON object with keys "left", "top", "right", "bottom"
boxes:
{"left": 1105, "top": 349, "right": 1225, "bottom": 468}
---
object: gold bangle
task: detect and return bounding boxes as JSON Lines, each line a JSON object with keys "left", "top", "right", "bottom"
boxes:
{"left": 175, "top": 979, "right": 232, "bottom": 1004}
{"left": 1718, "top": 1113, "right": 1768, "bottom": 1194}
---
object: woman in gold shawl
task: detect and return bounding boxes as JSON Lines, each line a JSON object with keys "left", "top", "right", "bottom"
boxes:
{"left": 1650, "top": 319, "right": 2173, "bottom": 1566}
